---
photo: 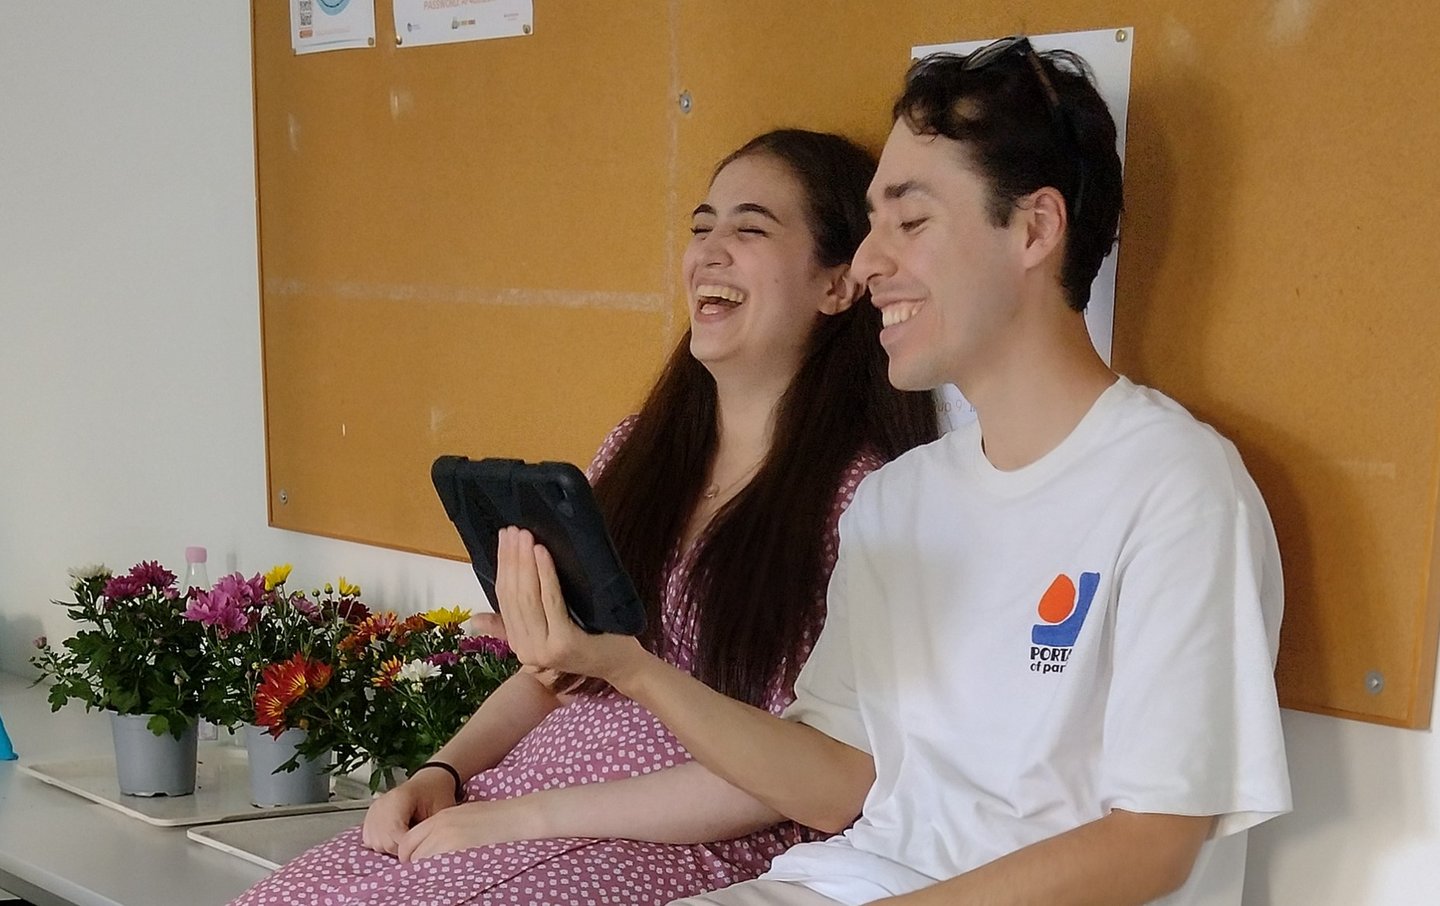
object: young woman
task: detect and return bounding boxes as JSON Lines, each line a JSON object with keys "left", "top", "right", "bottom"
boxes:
{"left": 231, "top": 129, "right": 938, "bottom": 906}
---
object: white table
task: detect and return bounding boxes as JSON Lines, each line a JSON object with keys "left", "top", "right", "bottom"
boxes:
{"left": 0, "top": 673, "right": 270, "bottom": 906}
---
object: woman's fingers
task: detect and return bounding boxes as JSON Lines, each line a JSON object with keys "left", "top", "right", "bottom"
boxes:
{"left": 532, "top": 544, "right": 573, "bottom": 643}
{"left": 497, "top": 528, "right": 554, "bottom": 667}
{"left": 467, "top": 611, "right": 506, "bottom": 640}
{"left": 396, "top": 821, "right": 424, "bottom": 863}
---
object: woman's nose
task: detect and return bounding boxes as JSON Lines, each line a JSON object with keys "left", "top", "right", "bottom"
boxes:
{"left": 697, "top": 229, "right": 735, "bottom": 267}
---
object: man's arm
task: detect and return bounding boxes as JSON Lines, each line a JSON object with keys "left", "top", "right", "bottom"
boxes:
{"left": 495, "top": 528, "right": 875, "bottom": 833}
{"left": 875, "top": 810, "right": 1215, "bottom": 906}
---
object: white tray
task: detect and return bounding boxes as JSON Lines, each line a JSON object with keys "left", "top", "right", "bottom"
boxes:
{"left": 19, "top": 744, "right": 373, "bottom": 827}
{"left": 188, "top": 810, "right": 367, "bottom": 871}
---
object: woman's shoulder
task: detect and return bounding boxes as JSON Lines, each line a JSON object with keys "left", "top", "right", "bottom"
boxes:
{"left": 825, "top": 446, "right": 889, "bottom": 522}
{"left": 585, "top": 414, "right": 640, "bottom": 481}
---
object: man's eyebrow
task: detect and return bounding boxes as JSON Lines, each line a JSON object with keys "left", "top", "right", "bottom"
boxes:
{"left": 690, "top": 202, "right": 783, "bottom": 224}
{"left": 866, "top": 180, "right": 933, "bottom": 214}
{"left": 884, "top": 180, "right": 932, "bottom": 201}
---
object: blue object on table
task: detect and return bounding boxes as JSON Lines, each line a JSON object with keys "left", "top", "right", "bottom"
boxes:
{"left": 0, "top": 710, "right": 16, "bottom": 760}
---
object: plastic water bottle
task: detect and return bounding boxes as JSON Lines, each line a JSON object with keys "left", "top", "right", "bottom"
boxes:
{"left": 182, "top": 546, "right": 218, "bottom": 741}
{"left": 182, "top": 546, "right": 210, "bottom": 597}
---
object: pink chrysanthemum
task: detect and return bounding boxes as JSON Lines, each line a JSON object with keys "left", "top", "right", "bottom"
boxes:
{"left": 183, "top": 587, "right": 253, "bottom": 638}
{"left": 459, "top": 635, "right": 512, "bottom": 659}
{"left": 127, "top": 560, "right": 177, "bottom": 590}
{"left": 213, "top": 572, "right": 266, "bottom": 608}
{"left": 102, "top": 573, "right": 146, "bottom": 602}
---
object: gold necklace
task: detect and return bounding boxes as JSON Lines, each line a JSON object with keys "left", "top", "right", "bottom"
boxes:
{"left": 702, "top": 458, "right": 763, "bottom": 500}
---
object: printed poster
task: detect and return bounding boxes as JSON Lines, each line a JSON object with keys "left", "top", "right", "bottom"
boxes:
{"left": 291, "top": 0, "right": 376, "bottom": 55}
{"left": 910, "top": 28, "right": 1134, "bottom": 430}
{"left": 393, "top": 0, "right": 533, "bottom": 49}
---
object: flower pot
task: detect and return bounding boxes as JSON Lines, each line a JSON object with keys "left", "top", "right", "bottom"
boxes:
{"left": 372, "top": 762, "right": 411, "bottom": 792}
{"left": 110, "top": 713, "right": 197, "bottom": 796}
{"left": 244, "top": 724, "right": 331, "bottom": 807}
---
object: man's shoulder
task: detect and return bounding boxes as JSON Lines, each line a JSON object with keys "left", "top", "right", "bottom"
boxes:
{"left": 850, "top": 428, "right": 964, "bottom": 501}
{"left": 1105, "top": 381, "right": 1265, "bottom": 520}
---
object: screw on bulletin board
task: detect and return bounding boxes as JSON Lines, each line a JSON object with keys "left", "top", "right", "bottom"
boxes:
{"left": 0, "top": 711, "right": 16, "bottom": 760}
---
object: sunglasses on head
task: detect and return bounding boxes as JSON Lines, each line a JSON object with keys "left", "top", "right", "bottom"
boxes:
{"left": 961, "top": 35, "right": 1087, "bottom": 222}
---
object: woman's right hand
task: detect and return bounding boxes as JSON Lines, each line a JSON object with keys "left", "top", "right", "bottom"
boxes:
{"left": 360, "top": 768, "right": 460, "bottom": 855}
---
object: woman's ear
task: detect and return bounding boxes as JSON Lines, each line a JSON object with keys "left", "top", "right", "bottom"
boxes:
{"left": 818, "top": 266, "right": 862, "bottom": 316}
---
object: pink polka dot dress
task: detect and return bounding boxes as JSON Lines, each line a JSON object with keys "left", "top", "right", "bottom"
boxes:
{"left": 231, "top": 419, "right": 880, "bottom": 906}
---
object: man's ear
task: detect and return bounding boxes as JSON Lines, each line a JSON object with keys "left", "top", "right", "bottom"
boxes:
{"left": 1020, "top": 186, "right": 1067, "bottom": 271}
{"left": 818, "top": 266, "right": 862, "bottom": 316}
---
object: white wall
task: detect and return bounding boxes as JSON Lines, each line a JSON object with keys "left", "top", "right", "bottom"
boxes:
{"left": 1, "top": 3, "right": 1436, "bottom": 903}
{"left": 0, "top": 2, "right": 481, "bottom": 678}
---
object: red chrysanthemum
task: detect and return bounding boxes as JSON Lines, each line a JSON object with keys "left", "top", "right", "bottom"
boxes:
{"left": 340, "top": 612, "right": 399, "bottom": 654}
{"left": 393, "top": 614, "right": 429, "bottom": 646}
{"left": 253, "top": 653, "right": 331, "bottom": 737}
{"left": 254, "top": 687, "right": 289, "bottom": 736}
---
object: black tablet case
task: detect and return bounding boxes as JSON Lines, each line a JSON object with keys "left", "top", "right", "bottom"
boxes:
{"left": 431, "top": 456, "right": 646, "bottom": 636}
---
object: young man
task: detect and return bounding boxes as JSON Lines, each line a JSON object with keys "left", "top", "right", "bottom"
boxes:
{"left": 496, "top": 36, "right": 1290, "bottom": 905}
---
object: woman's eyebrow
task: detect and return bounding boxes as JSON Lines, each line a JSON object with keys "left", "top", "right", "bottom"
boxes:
{"left": 732, "top": 202, "right": 781, "bottom": 224}
{"left": 690, "top": 202, "right": 783, "bottom": 224}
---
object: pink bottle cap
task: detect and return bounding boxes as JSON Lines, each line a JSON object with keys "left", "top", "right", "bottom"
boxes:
{"left": 185, "top": 546, "right": 208, "bottom": 563}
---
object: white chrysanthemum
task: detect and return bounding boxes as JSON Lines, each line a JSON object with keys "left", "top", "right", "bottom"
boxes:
{"left": 67, "top": 563, "right": 110, "bottom": 581}
{"left": 396, "top": 659, "right": 441, "bottom": 685}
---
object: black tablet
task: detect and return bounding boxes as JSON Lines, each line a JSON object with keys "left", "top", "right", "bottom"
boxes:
{"left": 431, "top": 456, "right": 646, "bottom": 636}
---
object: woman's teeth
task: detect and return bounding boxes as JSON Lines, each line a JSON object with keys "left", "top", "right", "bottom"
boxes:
{"left": 696, "top": 284, "right": 746, "bottom": 310}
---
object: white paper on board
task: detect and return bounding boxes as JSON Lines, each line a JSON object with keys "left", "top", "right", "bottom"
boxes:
{"left": 909, "top": 28, "right": 1134, "bottom": 430}
{"left": 393, "top": 0, "right": 533, "bottom": 49}
{"left": 291, "top": 0, "right": 376, "bottom": 56}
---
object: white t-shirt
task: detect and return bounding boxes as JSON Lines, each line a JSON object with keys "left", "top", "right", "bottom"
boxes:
{"left": 765, "top": 377, "right": 1291, "bottom": 905}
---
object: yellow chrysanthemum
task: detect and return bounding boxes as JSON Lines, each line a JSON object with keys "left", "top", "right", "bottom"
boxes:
{"left": 421, "top": 606, "right": 472, "bottom": 629}
{"left": 263, "top": 563, "right": 293, "bottom": 592}
{"left": 337, "top": 577, "right": 361, "bottom": 597}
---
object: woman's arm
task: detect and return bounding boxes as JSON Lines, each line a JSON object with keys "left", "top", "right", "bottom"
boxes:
{"left": 362, "top": 669, "right": 562, "bottom": 854}
{"left": 397, "top": 760, "right": 790, "bottom": 862}
{"left": 429, "top": 667, "right": 563, "bottom": 777}
{"left": 497, "top": 530, "right": 876, "bottom": 834}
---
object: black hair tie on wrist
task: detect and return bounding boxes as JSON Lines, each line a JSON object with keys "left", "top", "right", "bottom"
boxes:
{"left": 414, "top": 761, "right": 465, "bottom": 803}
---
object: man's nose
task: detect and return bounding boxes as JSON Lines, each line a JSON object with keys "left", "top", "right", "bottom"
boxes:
{"left": 852, "top": 230, "right": 889, "bottom": 289}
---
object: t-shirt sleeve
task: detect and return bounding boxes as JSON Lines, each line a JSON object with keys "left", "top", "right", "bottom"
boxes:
{"left": 1099, "top": 467, "right": 1291, "bottom": 838}
{"left": 781, "top": 504, "right": 872, "bottom": 754}
{"left": 760, "top": 453, "right": 882, "bottom": 717}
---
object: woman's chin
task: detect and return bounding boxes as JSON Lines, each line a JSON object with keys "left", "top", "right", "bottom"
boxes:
{"left": 688, "top": 335, "right": 737, "bottom": 367}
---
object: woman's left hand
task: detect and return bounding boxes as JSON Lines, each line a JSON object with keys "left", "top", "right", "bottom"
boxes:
{"left": 396, "top": 796, "right": 542, "bottom": 863}
{"left": 495, "top": 527, "right": 648, "bottom": 684}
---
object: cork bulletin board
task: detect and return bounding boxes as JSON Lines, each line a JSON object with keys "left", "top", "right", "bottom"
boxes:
{"left": 253, "top": 2, "right": 1440, "bottom": 728}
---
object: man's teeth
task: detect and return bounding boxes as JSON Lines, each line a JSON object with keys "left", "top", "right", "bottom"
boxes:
{"left": 696, "top": 284, "right": 746, "bottom": 305}
{"left": 881, "top": 301, "right": 922, "bottom": 328}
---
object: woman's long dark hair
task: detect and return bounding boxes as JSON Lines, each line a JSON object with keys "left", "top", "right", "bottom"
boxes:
{"left": 589, "top": 130, "right": 939, "bottom": 707}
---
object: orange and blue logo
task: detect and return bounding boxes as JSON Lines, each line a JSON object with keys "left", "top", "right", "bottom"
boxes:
{"left": 1029, "top": 572, "right": 1099, "bottom": 674}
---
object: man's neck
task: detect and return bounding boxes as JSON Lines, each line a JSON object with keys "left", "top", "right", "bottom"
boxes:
{"left": 963, "top": 308, "right": 1117, "bottom": 472}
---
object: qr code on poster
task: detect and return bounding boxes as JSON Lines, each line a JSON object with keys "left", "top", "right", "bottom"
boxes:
{"left": 298, "top": 0, "right": 313, "bottom": 27}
